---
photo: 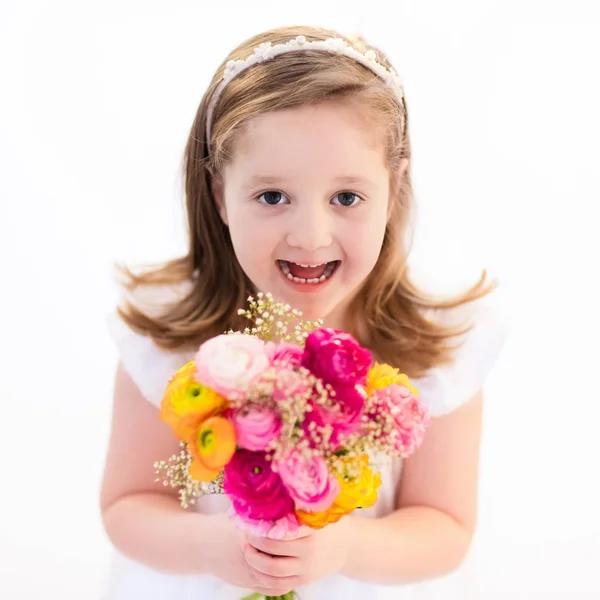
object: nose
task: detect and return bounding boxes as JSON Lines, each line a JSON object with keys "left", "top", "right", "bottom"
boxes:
{"left": 285, "top": 203, "right": 333, "bottom": 252}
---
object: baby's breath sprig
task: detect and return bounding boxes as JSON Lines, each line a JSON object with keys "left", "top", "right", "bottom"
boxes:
{"left": 229, "top": 292, "right": 323, "bottom": 344}
{"left": 154, "top": 442, "right": 223, "bottom": 508}
{"left": 328, "top": 454, "right": 363, "bottom": 483}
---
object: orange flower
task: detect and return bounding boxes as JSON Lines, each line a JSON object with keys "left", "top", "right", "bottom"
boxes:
{"left": 160, "top": 361, "right": 228, "bottom": 443}
{"left": 296, "top": 455, "right": 381, "bottom": 529}
{"left": 188, "top": 416, "right": 237, "bottom": 482}
{"left": 366, "top": 362, "right": 418, "bottom": 397}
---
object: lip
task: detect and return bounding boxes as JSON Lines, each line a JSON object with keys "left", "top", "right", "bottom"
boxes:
{"left": 278, "top": 260, "right": 333, "bottom": 267}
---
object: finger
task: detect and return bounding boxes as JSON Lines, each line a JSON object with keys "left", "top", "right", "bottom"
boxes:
{"left": 246, "top": 534, "right": 308, "bottom": 557}
{"left": 245, "top": 527, "right": 313, "bottom": 544}
{"left": 278, "top": 526, "right": 314, "bottom": 540}
{"left": 243, "top": 543, "right": 301, "bottom": 578}
{"left": 297, "top": 525, "right": 315, "bottom": 538}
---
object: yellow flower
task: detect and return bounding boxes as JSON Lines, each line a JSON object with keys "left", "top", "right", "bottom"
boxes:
{"left": 296, "top": 504, "right": 347, "bottom": 529}
{"left": 334, "top": 456, "right": 381, "bottom": 512}
{"left": 160, "top": 361, "right": 228, "bottom": 443}
{"left": 296, "top": 455, "right": 382, "bottom": 529}
{"left": 366, "top": 362, "right": 418, "bottom": 397}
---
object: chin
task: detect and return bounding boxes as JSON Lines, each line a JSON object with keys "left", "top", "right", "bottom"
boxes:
{"left": 292, "top": 297, "right": 348, "bottom": 328}
{"left": 284, "top": 296, "right": 330, "bottom": 320}
{"left": 251, "top": 271, "right": 352, "bottom": 326}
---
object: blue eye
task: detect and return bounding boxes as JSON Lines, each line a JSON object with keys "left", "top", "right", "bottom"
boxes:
{"left": 332, "top": 192, "right": 361, "bottom": 207}
{"left": 257, "top": 191, "right": 290, "bottom": 205}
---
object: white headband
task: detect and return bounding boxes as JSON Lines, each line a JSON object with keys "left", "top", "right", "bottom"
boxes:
{"left": 205, "top": 35, "right": 405, "bottom": 146}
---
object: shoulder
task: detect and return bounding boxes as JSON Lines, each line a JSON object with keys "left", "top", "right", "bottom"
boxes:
{"left": 414, "top": 296, "right": 510, "bottom": 417}
{"left": 106, "top": 279, "right": 195, "bottom": 408}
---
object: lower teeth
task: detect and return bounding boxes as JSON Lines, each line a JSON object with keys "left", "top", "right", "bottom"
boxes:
{"left": 279, "top": 261, "right": 337, "bottom": 284}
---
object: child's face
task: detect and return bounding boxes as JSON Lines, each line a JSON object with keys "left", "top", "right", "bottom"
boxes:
{"left": 218, "top": 100, "right": 392, "bottom": 327}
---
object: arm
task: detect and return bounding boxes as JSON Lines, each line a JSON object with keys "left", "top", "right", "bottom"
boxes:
{"left": 243, "top": 390, "right": 483, "bottom": 589}
{"left": 100, "top": 363, "right": 216, "bottom": 574}
{"left": 339, "top": 389, "right": 483, "bottom": 585}
{"left": 101, "top": 363, "right": 285, "bottom": 595}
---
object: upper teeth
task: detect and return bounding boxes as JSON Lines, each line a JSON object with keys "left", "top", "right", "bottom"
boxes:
{"left": 298, "top": 263, "right": 325, "bottom": 268}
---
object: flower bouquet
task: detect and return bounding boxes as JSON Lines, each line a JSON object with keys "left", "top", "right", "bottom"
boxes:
{"left": 155, "top": 293, "right": 430, "bottom": 600}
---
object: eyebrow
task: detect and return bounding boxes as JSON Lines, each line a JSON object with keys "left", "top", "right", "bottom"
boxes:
{"left": 244, "top": 176, "right": 285, "bottom": 188}
{"left": 244, "top": 175, "right": 378, "bottom": 189}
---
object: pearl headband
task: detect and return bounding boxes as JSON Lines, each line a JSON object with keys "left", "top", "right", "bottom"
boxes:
{"left": 205, "top": 35, "right": 405, "bottom": 146}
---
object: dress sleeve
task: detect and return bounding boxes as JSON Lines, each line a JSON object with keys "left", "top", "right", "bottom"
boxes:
{"left": 416, "top": 300, "right": 510, "bottom": 417}
{"left": 106, "top": 282, "right": 194, "bottom": 408}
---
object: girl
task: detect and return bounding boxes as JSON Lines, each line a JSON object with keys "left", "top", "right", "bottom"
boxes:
{"left": 101, "top": 25, "right": 508, "bottom": 600}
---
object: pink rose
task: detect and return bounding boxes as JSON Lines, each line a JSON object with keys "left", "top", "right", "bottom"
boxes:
{"left": 275, "top": 449, "right": 340, "bottom": 512}
{"left": 302, "top": 329, "right": 372, "bottom": 386}
{"left": 368, "top": 385, "right": 430, "bottom": 456}
{"left": 195, "top": 333, "right": 269, "bottom": 398}
{"left": 223, "top": 450, "right": 295, "bottom": 523}
{"left": 266, "top": 341, "right": 304, "bottom": 368}
{"left": 229, "top": 405, "right": 282, "bottom": 451}
{"left": 304, "top": 382, "right": 366, "bottom": 448}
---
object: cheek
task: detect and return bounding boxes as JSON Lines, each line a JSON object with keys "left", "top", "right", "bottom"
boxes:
{"left": 227, "top": 212, "right": 278, "bottom": 269}
{"left": 343, "top": 212, "right": 387, "bottom": 268}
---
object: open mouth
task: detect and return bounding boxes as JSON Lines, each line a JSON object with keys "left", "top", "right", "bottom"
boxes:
{"left": 277, "top": 260, "right": 340, "bottom": 284}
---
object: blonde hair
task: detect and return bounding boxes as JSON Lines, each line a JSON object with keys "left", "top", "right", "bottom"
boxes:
{"left": 116, "top": 25, "right": 496, "bottom": 379}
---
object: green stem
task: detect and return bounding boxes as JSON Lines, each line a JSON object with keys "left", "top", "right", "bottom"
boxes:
{"left": 241, "top": 591, "right": 296, "bottom": 600}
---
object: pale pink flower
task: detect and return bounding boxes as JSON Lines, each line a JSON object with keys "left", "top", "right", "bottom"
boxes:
{"left": 195, "top": 333, "right": 269, "bottom": 398}
{"left": 368, "top": 384, "right": 430, "bottom": 456}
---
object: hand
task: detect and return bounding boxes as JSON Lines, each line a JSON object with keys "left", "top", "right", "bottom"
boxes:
{"left": 203, "top": 512, "right": 286, "bottom": 596}
{"left": 242, "top": 518, "right": 355, "bottom": 593}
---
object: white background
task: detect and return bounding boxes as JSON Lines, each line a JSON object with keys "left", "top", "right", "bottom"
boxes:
{"left": 1, "top": 0, "right": 599, "bottom": 598}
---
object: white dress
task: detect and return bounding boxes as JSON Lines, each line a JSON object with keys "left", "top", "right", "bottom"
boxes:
{"left": 102, "top": 282, "right": 509, "bottom": 600}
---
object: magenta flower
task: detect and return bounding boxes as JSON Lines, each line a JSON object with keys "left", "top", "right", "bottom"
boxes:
{"left": 368, "top": 385, "right": 430, "bottom": 456}
{"left": 266, "top": 341, "right": 304, "bottom": 368}
{"left": 223, "top": 450, "right": 295, "bottom": 523}
{"left": 302, "top": 329, "right": 372, "bottom": 386}
{"left": 304, "top": 382, "right": 366, "bottom": 448}
{"left": 229, "top": 405, "right": 282, "bottom": 452}
{"left": 275, "top": 449, "right": 340, "bottom": 512}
